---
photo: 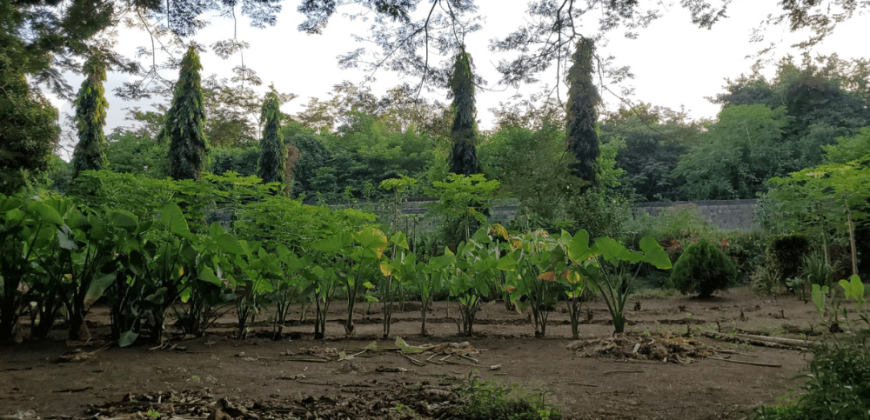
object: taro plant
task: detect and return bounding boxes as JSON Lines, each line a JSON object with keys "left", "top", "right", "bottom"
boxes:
{"left": 451, "top": 227, "right": 501, "bottom": 336}
{"left": 312, "top": 228, "right": 386, "bottom": 336}
{"left": 555, "top": 230, "right": 587, "bottom": 339}
{"left": 267, "top": 246, "right": 313, "bottom": 339}
{"left": 415, "top": 251, "right": 455, "bottom": 336}
{"left": 234, "top": 241, "right": 280, "bottom": 339}
{"left": 567, "top": 231, "right": 672, "bottom": 334}
{"left": 378, "top": 231, "right": 414, "bottom": 338}
{"left": 310, "top": 264, "right": 337, "bottom": 340}
{"left": 497, "top": 230, "right": 567, "bottom": 337}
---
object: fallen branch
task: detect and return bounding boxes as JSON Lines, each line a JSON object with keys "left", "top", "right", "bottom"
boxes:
{"left": 400, "top": 352, "right": 425, "bottom": 366}
{"left": 708, "top": 357, "right": 781, "bottom": 368}
{"left": 603, "top": 370, "right": 644, "bottom": 375}
{"left": 735, "top": 334, "right": 817, "bottom": 348}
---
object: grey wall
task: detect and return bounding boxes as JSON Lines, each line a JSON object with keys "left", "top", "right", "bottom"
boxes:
{"left": 632, "top": 199, "right": 759, "bottom": 231}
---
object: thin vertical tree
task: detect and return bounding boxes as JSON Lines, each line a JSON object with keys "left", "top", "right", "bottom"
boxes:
{"left": 565, "top": 38, "right": 601, "bottom": 186}
{"left": 166, "top": 46, "right": 208, "bottom": 181}
{"left": 448, "top": 46, "right": 482, "bottom": 176}
{"left": 71, "top": 53, "right": 109, "bottom": 179}
{"left": 258, "top": 89, "right": 286, "bottom": 186}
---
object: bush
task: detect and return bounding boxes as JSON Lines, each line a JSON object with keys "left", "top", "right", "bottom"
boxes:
{"left": 752, "top": 339, "right": 870, "bottom": 420}
{"left": 766, "top": 234, "right": 810, "bottom": 282}
{"left": 671, "top": 239, "right": 737, "bottom": 297}
{"left": 722, "top": 230, "right": 768, "bottom": 283}
{"left": 448, "top": 377, "right": 562, "bottom": 420}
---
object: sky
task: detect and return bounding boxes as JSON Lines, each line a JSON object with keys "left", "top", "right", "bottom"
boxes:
{"left": 50, "top": 0, "right": 870, "bottom": 156}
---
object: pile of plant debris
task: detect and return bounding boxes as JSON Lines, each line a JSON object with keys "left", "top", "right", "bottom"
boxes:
{"left": 567, "top": 332, "right": 713, "bottom": 364}
{"left": 83, "top": 381, "right": 502, "bottom": 420}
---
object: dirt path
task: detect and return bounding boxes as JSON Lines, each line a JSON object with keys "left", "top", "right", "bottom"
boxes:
{"left": 0, "top": 288, "right": 818, "bottom": 419}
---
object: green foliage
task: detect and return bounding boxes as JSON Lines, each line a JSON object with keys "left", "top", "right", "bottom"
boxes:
{"left": 209, "top": 147, "right": 259, "bottom": 177}
{"left": 71, "top": 54, "right": 109, "bottom": 179}
{"left": 566, "top": 230, "right": 671, "bottom": 333}
{"left": 670, "top": 239, "right": 737, "bottom": 298}
{"left": 427, "top": 174, "right": 500, "bottom": 247}
{"left": 0, "top": 56, "right": 60, "bottom": 196}
{"left": 166, "top": 46, "right": 209, "bottom": 181}
{"left": 449, "top": 377, "right": 562, "bottom": 420}
{"left": 565, "top": 39, "right": 600, "bottom": 186}
{"left": 755, "top": 276, "right": 870, "bottom": 420}
{"left": 767, "top": 234, "right": 811, "bottom": 282}
{"left": 600, "top": 104, "right": 700, "bottom": 202}
{"left": 448, "top": 47, "right": 482, "bottom": 176}
{"left": 258, "top": 89, "right": 286, "bottom": 185}
{"left": 676, "top": 105, "right": 790, "bottom": 200}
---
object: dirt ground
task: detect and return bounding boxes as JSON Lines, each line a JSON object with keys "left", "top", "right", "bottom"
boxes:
{"left": 0, "top": 288, "right": 823, "bottom": 419}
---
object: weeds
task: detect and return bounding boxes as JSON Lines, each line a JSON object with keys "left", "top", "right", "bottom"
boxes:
{"left": 448, "top": 376, "right": 562, "bottom": 420}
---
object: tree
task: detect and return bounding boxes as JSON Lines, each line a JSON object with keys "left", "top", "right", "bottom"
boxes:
{"left": 71, "top": 54, "right": 109, "bottom": 179}
{"left": 258, "top": 89, "right": 286, "bottom": 185}
{"left": 565, "top": 39, "right": 600, "bottom": 186}
{"left": 0, "top": 56, "right": 60, "bottom": 195}
{"left": 166, "top": 46, "right": 208, "bottom": 181}
{"left": 448, "top": 47, "right": 481, "bottom": 176}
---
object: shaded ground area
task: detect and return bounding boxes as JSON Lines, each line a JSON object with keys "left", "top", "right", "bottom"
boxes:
{"left": 1, "top": 288, "right": 820, "bottom": 419}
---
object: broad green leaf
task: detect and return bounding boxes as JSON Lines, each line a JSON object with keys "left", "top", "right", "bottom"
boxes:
{"left": 58, "top": 227, "right": 78, "bottom": 251}
{"left": 217, "top": 234, "right": 245, "bottom": 255}
{"left": 161, "top": 202, "right": 189, "bottom": 236}
{"left": 379, "top": 262, "right": 393, "bottom": 277}
{"left": 312, "top": 232, "right": 352, "bottom": 253}
{"left": 496, "top": 252, "right": 518, "bottom": 272}
{"left": 390, "top": 231, "right": 409, "bottom": 250}
{"left": 118, "top": 331, "right": 139, "bottom": 347}
{"left": 567, "top": 230, "right": 591, "bottom": 262}
{"left": 639, "top": 236, "right": 672, "bottom": 270}
{"left": 29, "top": 201, "right": 63, "bottom": 226}
{"left": 199, "top": 267, "right": 223, "bottom": 286}
{"left": 145, "top": 287, "right": 167, "bottom": 304}
{"left": 85, "top": 273, "right": 116, "bottom": 306}
{"left": 0, "top": 196, "right": 25, "bottom": 213}
{"left": 110, "top": 211, "right": 138, "bottom": 230}
{"left": 593, "top": 237, "right": 642, "bottom": 264}
{"left": 353, "top": 228, "right": 388, "bottom": 258}
{"left": 840, "top": 275, "right": 865, "bottom": 308}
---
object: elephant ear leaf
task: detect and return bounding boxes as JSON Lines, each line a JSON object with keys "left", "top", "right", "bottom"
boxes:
{"left": 119, "top": 331, "right": 139, "bottom": 347}
{"left": 161, "top": 202, "right": 189, "bottom": 237}
{"left": 639, "top": 236, "right": 672, "bottom": 270}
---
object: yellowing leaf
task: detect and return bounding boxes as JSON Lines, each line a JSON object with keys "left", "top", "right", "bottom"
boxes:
{"left": 379, "top": 262, "right": 393, "bottom": 277}
{"left": 537, "top": 272, "right": 556, "bottom": 282}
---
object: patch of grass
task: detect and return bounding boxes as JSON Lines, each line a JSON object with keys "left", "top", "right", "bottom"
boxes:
{"left": 448, "top": 376, "right": 562, "bottom": 420}
{"left": 631, "top": 288, "right": 678, "bottom": 300}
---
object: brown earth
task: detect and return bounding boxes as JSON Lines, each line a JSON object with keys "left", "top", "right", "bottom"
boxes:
{"left": 0, "top": 288, "right": 824, "bottom": 419}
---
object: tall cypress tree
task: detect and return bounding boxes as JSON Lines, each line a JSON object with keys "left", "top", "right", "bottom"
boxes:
{"left": 258, "top": 89, "right": 286, "bottom": 186}
{"left": 71, "top": 53, "right": 109, "bottom": 179}
{"left": 166, "top": 46, "right": 208, "bottom": 181}
{"left": 448, "top": 46, "right": 481, "bottom": 176}
{"left": 565, "top": 38, "right": 601, "bottom": 186}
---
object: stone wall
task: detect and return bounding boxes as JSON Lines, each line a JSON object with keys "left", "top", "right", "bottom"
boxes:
{"left": 213, "top": 199, "right": 759, "bottom": 233}
{"left": 632, "top": 199, "right": 759, "bottom": 231}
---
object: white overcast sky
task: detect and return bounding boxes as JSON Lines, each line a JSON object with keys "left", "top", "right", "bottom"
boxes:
{"left": 51, "top": 0, "right": 869, "bottom": 155}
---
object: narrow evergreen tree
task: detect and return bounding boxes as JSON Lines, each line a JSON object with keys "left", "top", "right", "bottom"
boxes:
{"left": 257, "top": 89, "right": 286, "bottom": 186}
{"left": 448, "top": 46, "right": 481, "bottom": 176}
{"left": 565, "top": 38, "right": 601, "bottom": 186}
{"left": 71, "top": 53, "right": 109, "bottom": 179}
{"left": 166, "top": 46, "right": 208, "bottom": 181}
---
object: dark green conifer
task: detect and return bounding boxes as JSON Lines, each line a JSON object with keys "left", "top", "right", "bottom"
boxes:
{"left": 448, "top": 46, "right": 481, "bottom": 176}
{"left": 565, "top": 38, "right": 601, "bottom": 186}
{"left": 166, "top": 46, "right": 208, "bottom": 181}
{"left": 71, "top": 53, "right": 109, "bottom": 178}
{"left": 258, "top": 89, "right": 286, "bottom": 186}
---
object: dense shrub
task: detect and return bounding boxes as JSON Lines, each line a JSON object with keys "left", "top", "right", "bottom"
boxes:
{"left": 723, "top": 230, "right": 768, "bottom": 283}
{"left": 671, "top": 239, "right": 737, "bottom": 297}
{"left": 767, "top": 234, "right": 810, "bottom": 282}
{"left": 752, "top": 339, "right": 870, "bottom": 420}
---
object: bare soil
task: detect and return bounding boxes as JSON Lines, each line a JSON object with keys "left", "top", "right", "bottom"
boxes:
{"left": 0, "top": 288, "right": 822, "bottom": 419}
